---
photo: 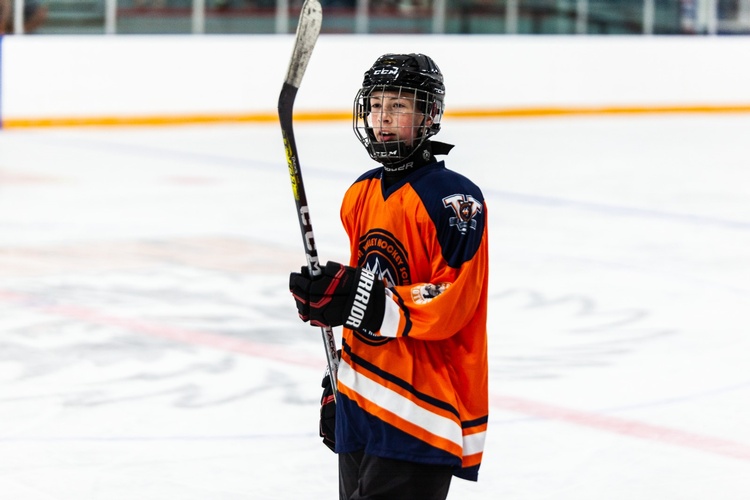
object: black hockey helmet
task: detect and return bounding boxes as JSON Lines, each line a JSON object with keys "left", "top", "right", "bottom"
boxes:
{"left": 354, "top": 53, "right": 446, "bottom": 166}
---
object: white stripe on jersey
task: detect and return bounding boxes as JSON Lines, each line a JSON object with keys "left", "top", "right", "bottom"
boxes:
{"left": 338, "top": 359, "right": 463, "bottom": 449}
{"left": 462, "top": 430, "right": 486, "bottom": 457}
{"left": 378, "top": 288, "right": 401, "bottom": 337}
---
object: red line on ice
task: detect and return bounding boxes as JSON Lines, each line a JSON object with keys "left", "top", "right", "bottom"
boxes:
{"left": 4, "top": 288, "right": 750, "bottom": 462}
{"left": 0, "top": 289, "right": 322, "bottom": 370}
{"left": 492, "top": 394, "right": 750, "bottom": 462}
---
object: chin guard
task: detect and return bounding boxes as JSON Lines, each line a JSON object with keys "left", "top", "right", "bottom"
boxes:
{"left": 368, "top": 140, "right": 410, "bottom": 163}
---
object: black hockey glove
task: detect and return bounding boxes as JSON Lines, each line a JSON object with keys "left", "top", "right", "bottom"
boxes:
{"left": 319, "top": 367, "right": 336, "bottom": 452}
{"left": 289, "top": 261, "right": 385, "bottom": 335}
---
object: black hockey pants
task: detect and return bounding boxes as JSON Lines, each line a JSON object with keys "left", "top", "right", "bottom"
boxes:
{"left": 339, "top": 450, "right": 453, "bottom": 500}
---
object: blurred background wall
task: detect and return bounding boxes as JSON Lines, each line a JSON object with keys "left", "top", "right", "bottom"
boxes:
{"left": 2, "top": 35, "right": 750, "bottom": 127}
{"left": 2, "top": 0, "right": 750, "bottom": 37}
{"left": 1, "top": 0, "right": 749, "bottom": 127}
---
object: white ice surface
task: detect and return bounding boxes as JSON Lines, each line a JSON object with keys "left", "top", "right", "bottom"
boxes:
{"left": 1, "top": 114, "right": 749, "bottom": 499}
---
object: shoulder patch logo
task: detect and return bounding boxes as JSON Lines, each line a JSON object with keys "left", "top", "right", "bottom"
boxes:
{"left": 442, "top": 194, "right": 483, "bottom": 234}
{"left": 411, "top": 282, "right": 451, "bottom": 305}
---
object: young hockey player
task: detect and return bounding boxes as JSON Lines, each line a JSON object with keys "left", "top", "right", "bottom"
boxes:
{"left": 290, "top": 53, "right": 489, "bottom": 499}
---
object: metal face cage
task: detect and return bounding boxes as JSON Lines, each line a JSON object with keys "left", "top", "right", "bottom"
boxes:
{"left": 353, "top": 84, "right": 442, "bottom": 165}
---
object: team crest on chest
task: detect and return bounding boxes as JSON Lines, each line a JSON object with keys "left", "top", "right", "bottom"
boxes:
{"left": 442, "top": 194, "right": 483, "bottom": 234}
{"left": 358, "top": 228, "right": 411, "bottom": 287}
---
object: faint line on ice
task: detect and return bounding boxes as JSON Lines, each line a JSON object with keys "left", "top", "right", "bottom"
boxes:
{"left": 492, "top": 394, "right": 750, "bottom": 462}
{"left": 6, "top": 288, "right": 750, "bottom": 463}
{"left": 489, "top": 189, "right": 750, "bottom": 231}
{"left": 0, "top": 289, "right": 322, "bottom": 371}
{"left": 16, "top": 132, "right": 750, "bottom": 231}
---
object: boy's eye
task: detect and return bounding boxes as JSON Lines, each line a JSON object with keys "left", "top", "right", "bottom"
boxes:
{"left": 368, "top": 100, "right": 409, "bottom": 111}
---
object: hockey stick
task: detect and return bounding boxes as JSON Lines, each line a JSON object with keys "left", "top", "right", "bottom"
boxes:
{"left": 278, "top": 0, "right": 340, "bottom": 400}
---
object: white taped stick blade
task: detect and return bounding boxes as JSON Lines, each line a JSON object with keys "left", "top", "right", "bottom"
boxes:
{"left": 285, "top": 0, "right": 323, "bottom": 89}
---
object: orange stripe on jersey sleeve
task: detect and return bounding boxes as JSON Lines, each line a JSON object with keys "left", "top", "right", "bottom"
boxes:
{"left": 462, "top": 451, "right": 484, "bottom": 469}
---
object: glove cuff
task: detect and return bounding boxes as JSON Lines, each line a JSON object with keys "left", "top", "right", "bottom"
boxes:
{"left": 343, "top": 267, "right": 385, "bottom": 336}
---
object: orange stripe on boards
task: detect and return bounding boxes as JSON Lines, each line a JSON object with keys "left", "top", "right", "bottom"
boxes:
{"left": 1, "top": 111, "right": 349, "bottom": 128}
{"left": 3, "top": 104, "right": 750, "bottom": 128}
{"left": 448, "top": 104, "right": 750, "bottom": 119}
{"left": 2, "top": 113, "right": 278, "bottom": 128}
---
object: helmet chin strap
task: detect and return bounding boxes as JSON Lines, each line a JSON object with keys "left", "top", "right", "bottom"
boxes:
{"left": 369, "top": 140, "right": 411, "bottom": 165}
{"left": 378, "top": 140, "right": 454, "bottom": 189}
{"left": 377, "top": 141, "right": 434, "bottom": 172}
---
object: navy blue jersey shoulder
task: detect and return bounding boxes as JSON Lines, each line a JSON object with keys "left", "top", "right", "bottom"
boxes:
{"left": 353, "top": 167, "right": 382, "bottom": 185}
{"left": 409, "top": 162, "right": 486, "bottom": 268}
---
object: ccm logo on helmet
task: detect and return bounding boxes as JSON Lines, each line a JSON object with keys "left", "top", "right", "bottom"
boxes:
{"left": 373, "top": 68, "right": 398, "bottom": 76}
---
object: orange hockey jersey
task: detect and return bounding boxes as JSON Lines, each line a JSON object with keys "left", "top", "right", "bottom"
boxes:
{"left": 335, "top": 160, "right": 489, "bottom": 481}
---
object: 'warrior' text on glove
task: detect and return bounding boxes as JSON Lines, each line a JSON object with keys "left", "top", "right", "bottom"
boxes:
{"left": 289, "top": 261, "right": 385, "bottom": 335}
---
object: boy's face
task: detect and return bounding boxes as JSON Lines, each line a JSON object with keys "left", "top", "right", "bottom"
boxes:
{"left": 367, "top": 90, "right": 432, "bottom": 146}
